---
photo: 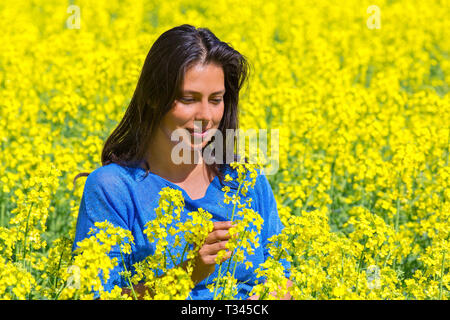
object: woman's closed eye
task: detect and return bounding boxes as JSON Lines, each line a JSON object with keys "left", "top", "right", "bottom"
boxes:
{"left": 180, "top": 97, "right": 223, "bottom": 104}
{"left": 211, "top": 98, "right": 223, "bottom": 104}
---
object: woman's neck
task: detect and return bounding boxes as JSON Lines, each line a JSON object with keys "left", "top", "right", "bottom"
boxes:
{"left": 143, "top": 142, "right": 211, "bottom": 184}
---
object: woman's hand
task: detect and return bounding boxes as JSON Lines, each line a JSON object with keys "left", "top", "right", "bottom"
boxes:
{"left": 122, "top": 221, "right": 234, "bottom": 299}
{"left": 190, "top": 221, "right": 233, "bottom": 285}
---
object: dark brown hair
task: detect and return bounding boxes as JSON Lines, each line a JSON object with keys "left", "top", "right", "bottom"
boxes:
{"left": 73, "top": 24, "right": 250, "bottom": 190}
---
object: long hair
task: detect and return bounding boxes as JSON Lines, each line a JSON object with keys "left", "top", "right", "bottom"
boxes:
{"left": 73, "top": 24, "right": 250, "bottom": 190}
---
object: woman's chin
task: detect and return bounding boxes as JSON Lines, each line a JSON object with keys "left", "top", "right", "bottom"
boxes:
{"left": 176, "top": 138, "right": 210, "bottom": 152}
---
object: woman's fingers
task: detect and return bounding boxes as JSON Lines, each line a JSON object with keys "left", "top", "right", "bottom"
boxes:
{"left": 197, "top": 221, "right": 234, "bottom": 265}
{"left": 200, "top": 247, "right": 232, "bottom": 265}
{"left": 205, "top": 221, "right": 233, "bottom": 244}
{"left": 214, "top": 249, "right": 232, "bottom": 264}
{"left": 191, "top": 221, "right": 234, "bottom": 283}
{"left": 212, "top": 221, "right": 233, "bottom": 231}
{"left": 198, "top": 240, "right": 232, "bottom": 264}
{"left": 201, "top": 239, "right": 228, "bottom": 254}
{"left": 205, "top": 229, "right": 231, "bottom": 244}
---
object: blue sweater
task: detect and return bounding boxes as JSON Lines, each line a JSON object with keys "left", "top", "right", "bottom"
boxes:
{"left": 72, "top": 162, "right": 290, "bottom": 300}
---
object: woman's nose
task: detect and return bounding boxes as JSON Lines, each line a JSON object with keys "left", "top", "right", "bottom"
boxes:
{"left": 194, "top": 99, "right": 213, "bottom": 124}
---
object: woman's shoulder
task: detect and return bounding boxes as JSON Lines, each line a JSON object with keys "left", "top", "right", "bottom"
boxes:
{"left": 247, "top": 167, "right": 277, "bottom": 213}
{"left": 77, "top": 163, "right": 138, "bottom": 231}
{"left": 252, "top": 168, "right": 274, "bottom": 196}
{"left": 83, "top": 162, "right": 139, "bottom": 194}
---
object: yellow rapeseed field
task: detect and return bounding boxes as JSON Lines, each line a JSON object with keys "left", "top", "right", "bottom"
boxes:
{"left": 0, "top": 0, "right": 448, "bottom": 299}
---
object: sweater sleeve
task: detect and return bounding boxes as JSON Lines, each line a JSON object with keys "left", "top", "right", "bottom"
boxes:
{"left": 253, "top": 169, "right": 291, "bottom": 278}
{"left": 72, "top": 166, "right": 133, "bottom": 296}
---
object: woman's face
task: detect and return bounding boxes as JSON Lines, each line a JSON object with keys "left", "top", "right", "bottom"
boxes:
{"left": 159, "top": 63, "right": 225, "bottom": 153}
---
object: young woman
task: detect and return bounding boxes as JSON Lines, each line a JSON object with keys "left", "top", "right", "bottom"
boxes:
{"left": 72, "top": 24, "right": 291, "bottom": 300}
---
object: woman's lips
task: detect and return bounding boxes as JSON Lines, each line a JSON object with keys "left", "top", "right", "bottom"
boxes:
{"left": 187, "top": 128, "right": 208, "bottom": 138}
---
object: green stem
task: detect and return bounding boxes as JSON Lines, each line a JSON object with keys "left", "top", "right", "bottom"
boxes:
{"left": 0, "top": 201, "right": 5, "bottom": 227}
{"left": 395, "top": 197, "right": 401, "bottom": 233}
{"left": 355, "top": 238, "right": 368, "bottom": 294}
{"left": 395, "top": 174, "right": 402, "bottom": 232}
{"left": 229, "top": 179, "right": 245, "bottom": 221}
{"left": 21, "top": 185, "right": 43, "bottom": 264}
{"left": 225, "top": 231, "right": 247, "bottom": 275}
{"left": 120, "top": 249, "right": 138, "bottom": 300}
{"left": 180, "top": 242, "right": 190, "bottom": 266}
{"left": 220, "top": 230, "right": 248, "bottom": 300}
{"left": 21, "top": 202, "right": 34, "bottom": 264}
{"left": 214, "top": 176, "right": 246, "bottom": 299}
{"left": 259, "top": 239, "right": 288, "bottom": 300}
{"left": 166, "top": 247, "right": 177, "bottom": 266}
{"left": 213, "top": 263, "right": 224, "bottom": 299}
{"left": 54, "top": 255, "right": 75, "bottom": 300}
{"left": 438, "top": 250, "right": 446, "bottom": 300}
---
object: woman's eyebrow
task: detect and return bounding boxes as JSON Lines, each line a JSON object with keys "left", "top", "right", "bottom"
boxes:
{"left": 183, "top": 89, "right": 226, "bottom": 95}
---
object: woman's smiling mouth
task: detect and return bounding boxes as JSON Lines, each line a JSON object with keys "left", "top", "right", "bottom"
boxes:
{"left": 186, "top": 128, "right": 209, "bottom": 138}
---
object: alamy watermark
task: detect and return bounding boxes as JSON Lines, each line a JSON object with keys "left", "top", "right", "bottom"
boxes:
{"left": 67, "top": 5, "right": 81, "bottom": 29}
{"left": 169, "top": 121, "right": 280, "bottom": 175}
{"left": 366, "top": 265, "right": 381, "bottom": 289}
{"left": 66, "top": 265, "right": 81, "bottom": 289}
{"left": 366, "top": 5, "right": 381, "bottom": 29}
